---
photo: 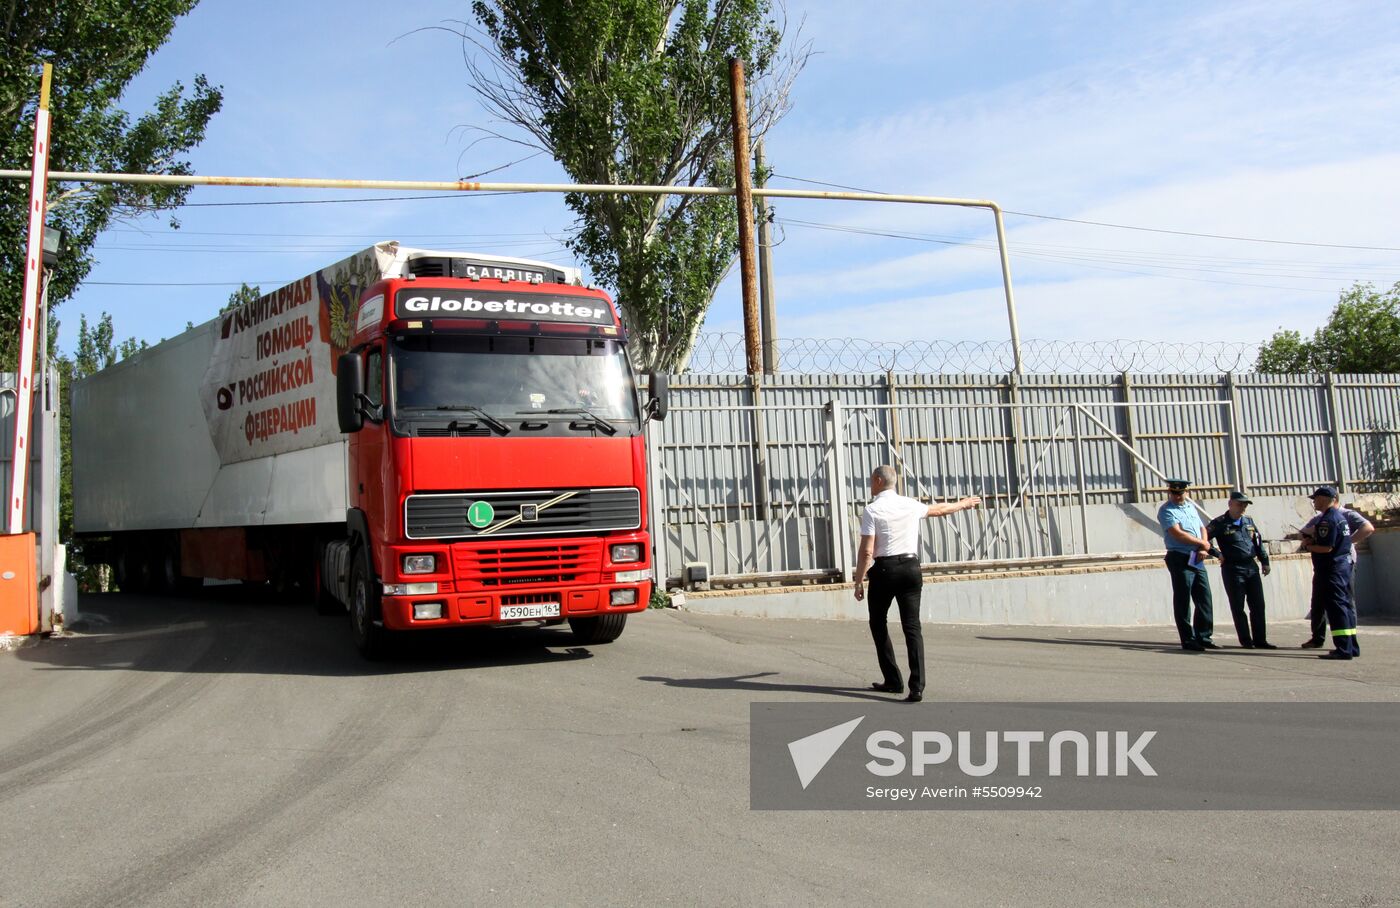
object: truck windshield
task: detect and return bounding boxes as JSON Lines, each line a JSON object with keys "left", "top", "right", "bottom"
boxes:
{"left": 391, "top": 334, "right": 640, "bottom": 431}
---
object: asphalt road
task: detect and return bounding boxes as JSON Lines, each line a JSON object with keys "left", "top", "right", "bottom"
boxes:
{"left": 2, "top": 589, "right": 1398, "bottom": 907}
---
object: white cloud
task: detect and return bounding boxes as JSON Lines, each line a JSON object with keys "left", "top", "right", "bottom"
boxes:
{"left": 716, "top": 1, "right": 1400, "bottom": 348}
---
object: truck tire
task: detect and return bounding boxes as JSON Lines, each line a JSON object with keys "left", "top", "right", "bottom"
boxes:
{"left": 313, "top": 559, "right": 343, "bottom": 616}
{"left": 118, "top": 549, "right": 150, "bottom": 594}
{"left": 349, "top": 558, "right": 389, "bottom": 660}
{"left": 153, "top": 550, "right": 179, "bottom": 595}
{"left": 569, "top": 613, "right": 627, "bottom": 645}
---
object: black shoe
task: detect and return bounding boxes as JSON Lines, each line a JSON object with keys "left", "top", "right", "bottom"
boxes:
{"left": 1200, "top": 641, "right": 1222, "bottom": 650}
{"left": 1239, "top": 642, "right": 1255, "bottom": 649}
{"left": 904, "top": 692, "right": 923, "bottom": 703}
{"left": 1300, "top": 640, "right": 1324, "bottom": 649}
{"left": 1254, "top": 642, "right": 1278, "bottom": 650}
{"left": 871, "top": 681, "right": 905, "bottom": 694}
{"left": 1182, "top": 641, "right": 1205, "bottom": 651}
{"left": 1318, "top": 651, "right": 1354, "bottom": 660}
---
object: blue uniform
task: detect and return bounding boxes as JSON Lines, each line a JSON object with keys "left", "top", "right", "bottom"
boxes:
{"left": 1207, "top": 512, "right": 1271, "bottom": 647}
{"left": 1311, "top": 507, "right": 1358, "bottom": 658}
{"left": 1303, "top": 508, "right": 1367, "bottom": 645}
{"left": 1159, "top": 501, "right": 1214, "bottom": 648}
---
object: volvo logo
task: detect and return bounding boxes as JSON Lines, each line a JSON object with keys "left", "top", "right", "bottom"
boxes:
{"left": 520, "top": 504, "right": 539, "bottom": 522}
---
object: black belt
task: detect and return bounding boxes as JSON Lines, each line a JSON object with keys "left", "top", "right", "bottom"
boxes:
{"left": 875, "top": 554, "right": 918, "bottom": 563}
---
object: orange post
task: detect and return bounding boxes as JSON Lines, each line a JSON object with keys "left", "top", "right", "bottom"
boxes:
{"left": 0, "top": 532, "right": 38, "bottom": 636}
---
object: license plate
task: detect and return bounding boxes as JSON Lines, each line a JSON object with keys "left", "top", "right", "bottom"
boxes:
{"left": 499, "top": 601, "right": 561, "bottom": 621}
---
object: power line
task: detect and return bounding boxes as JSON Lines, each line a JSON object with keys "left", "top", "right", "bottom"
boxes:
{"left": 772, "top": 173, "right": 1400, "bottom": 253}
{"left": 778, "top": 218, "right": 1357, "bottom": 294}
{"left": 1001, "top": 210, "right": 1400, "bottom": 252}
{"left": 779, "top": 216, "right": 1397, "bottom": 273}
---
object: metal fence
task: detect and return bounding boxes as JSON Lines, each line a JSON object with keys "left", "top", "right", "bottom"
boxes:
{"left": 646, "top": 372, "right": 1400, "bottom": 588}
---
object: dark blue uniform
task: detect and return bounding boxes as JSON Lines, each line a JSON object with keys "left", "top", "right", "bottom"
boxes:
{"left": 1207, "top": 512, "right": 1271, "bottom": 647}
{"left": 1311, "top": 507, "right": 1358, "bottom": 658}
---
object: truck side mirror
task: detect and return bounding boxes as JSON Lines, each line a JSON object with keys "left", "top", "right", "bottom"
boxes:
{"left": 645, "top": 372, "right": 668, "bottom": 421}
{"left": 337, "top": 353, "right": 364, "bottom": 433}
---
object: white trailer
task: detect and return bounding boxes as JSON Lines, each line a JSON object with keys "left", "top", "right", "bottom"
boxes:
{"left": 72, "top": 241, "right": 581, "bottom": 591}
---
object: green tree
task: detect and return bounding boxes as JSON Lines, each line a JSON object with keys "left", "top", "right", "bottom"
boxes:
{"left": 2, "top": 1, "right": 222, "bottom": 369}
{"left": 222, "top": 282, "right": 262, "bottom": 313}
{"left": 1256, "top": 281, "right": 1400, "bottom": 373}
{"left": 461, "top": 0, "right": 807, "bottom": 371}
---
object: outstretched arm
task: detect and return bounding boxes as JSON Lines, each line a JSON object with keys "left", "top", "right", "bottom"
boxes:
{"left": 927, "top": 496, "right": 981, "bottom": 517}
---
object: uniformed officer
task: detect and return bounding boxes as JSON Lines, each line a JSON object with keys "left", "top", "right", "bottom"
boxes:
{"left": 1302, "top": 486, "right": 1359, "bottom": 660}
{"left": 1206, "top": 491, "right": 1275, "bottom": 649}
{"left": 1299, "top": 504, "right": 1374, "bottom": 648}
{"left": 852, "top": 465, "right": 981, "bottom": 702}
{"left": 1157, "top": 478, "right": 1217, "bottom": 651}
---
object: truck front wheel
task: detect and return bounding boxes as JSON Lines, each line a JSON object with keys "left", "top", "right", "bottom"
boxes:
{"left": 569, "top": 613, "right": 627, "bottom": 645}
{"left": 349, "top": 559, "right": 389, "bottom": 660}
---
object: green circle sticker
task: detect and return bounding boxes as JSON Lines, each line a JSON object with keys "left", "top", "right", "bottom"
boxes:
{"left": 467, "top": 500, "right": 495, "bottom": 529}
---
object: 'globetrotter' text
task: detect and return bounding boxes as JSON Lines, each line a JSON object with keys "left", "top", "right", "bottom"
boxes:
{"left": 394, "top": 289, "right": 611, "bottom": 323}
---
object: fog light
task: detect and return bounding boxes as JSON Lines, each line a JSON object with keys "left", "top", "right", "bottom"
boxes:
{"left": 610, "top": 543, "right": 642, "bottom": 563}
{"left": 403, "top": 554, "right": 437, "bottom": 574}
{"left": 383, "top": 581, "right": 438, "bottom": 596}
{"left": 615, "top": 567, "right": 652, "bottom": 583}
{"left": 412, "top": 601, "right": 445, "bottom": 620}
{"left": 610, "top": 588, "right": 638, "bottom": 606}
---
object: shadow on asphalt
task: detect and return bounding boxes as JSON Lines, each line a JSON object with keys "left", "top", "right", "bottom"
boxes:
{"left": 638, "top": 670, "right": 900, "bottom": 702}
{"left": 974, "top": 635, "right": 1328, "bottom": 658}
{"left": 19, "top": 588, "right": 600, "bottom": 677}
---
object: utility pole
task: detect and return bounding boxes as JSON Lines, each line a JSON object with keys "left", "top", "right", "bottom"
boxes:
{"left": 727, "top": 58, "right": 762, "bottom": 376}
{"left": 755, "top": 139, "right": 778, "bottom": 374}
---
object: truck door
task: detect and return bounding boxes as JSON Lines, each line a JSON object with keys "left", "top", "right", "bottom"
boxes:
{"left": 350, "top": 344, "right": 390, "bottom": 560}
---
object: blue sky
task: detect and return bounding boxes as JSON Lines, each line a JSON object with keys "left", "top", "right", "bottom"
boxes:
{"left": 50, "top": 0, "right": 1400, "bottom": 358}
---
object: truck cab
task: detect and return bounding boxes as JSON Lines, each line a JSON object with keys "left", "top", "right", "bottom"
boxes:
{"left": 323, "top": 254, "right": 666, "bottom": 657}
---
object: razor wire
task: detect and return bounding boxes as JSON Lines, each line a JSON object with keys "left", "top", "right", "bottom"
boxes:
{"left": 684, "top": 333, "right": 1257, "bottom": 374}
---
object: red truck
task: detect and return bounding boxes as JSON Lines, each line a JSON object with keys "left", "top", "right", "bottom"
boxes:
{"left": 73, "top": 242, "right": 666, "bottom": 657}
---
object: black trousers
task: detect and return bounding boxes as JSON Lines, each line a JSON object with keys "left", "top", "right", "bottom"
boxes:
{"left": 1164, "top": 551, "right": 1214, "bottom": 646}
{"left": 1221, "top": 563, "right": 1268, "bottom": 646}
{"left": 1314, "top": 562, "right": 1360, "bottom": 658}
{"left": 867, "top": 557, "right": 925, "bottom": 694}
{"left": 1309, "top": 560, "right": 1358, "bottom": 644}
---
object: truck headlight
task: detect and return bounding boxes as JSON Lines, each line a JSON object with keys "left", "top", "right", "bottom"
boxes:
{"left": 383, "top": 581, "right": 438, "bottom": 596}
{"left": 610, "top": 589, "right": 638, "bottom": 606}
{"left": 614, "top": 568, "right": 652, "bottom": 583}
{"left": 412, "top": 602, "right": 445, "bottom": 620}
{"left": 610, "top": 543, "right": 642, "bottom": 563}
{"left": 402, "top": 554, "right": 437, "bottom": 574}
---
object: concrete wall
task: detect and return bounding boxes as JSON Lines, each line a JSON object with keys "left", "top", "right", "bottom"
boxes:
{"left": 1364, "top": 529, "right": 1400, "bottom": 618}
{"left": 681, "top": 549, "right": 1395, "bottom": 629}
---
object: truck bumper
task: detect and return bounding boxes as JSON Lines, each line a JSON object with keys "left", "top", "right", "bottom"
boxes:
{"left": 379, "top": 579, "right": 652, "bottom": 630}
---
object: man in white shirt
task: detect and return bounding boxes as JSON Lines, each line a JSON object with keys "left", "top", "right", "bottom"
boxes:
{"left": 852, "top": 465, "right": 981, "bottom": 702}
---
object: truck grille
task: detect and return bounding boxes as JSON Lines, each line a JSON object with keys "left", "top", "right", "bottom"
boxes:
{"left": 405, "top": 487, "right": 640, "bottom": 540}
{"left": 453, "top": 540, "right": 602, "bottom": 589}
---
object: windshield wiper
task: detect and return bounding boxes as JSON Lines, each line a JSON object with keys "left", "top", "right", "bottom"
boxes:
{"left": 404, "top": 405, "right": 511, "bottom": 435}
{"left": 515, "top": 407, "right": 618, "bottom": 436}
